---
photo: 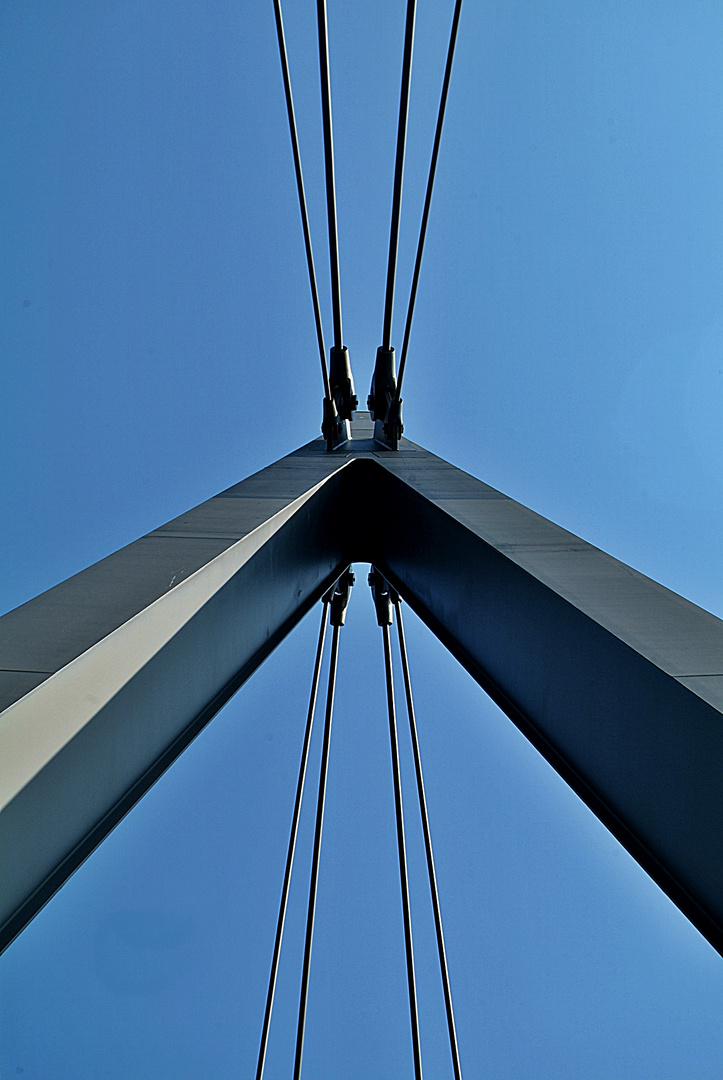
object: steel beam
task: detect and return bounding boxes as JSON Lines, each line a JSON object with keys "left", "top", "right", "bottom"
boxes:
{"left": 371, "top": 436, "right": 723, "bottom": 956}
{"left": 0, "top": 442, "right": 354, "bottom": 950}
{"left": 2, "top": 414, "right": 723, "bottom": 959}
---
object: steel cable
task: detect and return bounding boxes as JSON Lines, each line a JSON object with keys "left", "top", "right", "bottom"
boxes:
{"left": 254, "top": 598, "right": 330, "bottom": 1080}
{"left": 293, "top": 616, "right": 342, "bottom": 1079}
{"left": 271, "top": 0, "right": 331, "bottom": 400}
{"left": 382, "top": 620, "right": 424, "bottom": 1080}
{"left": 316, "top": 0, "right": 344, "bottom": 351}
{"left": 395, "top": 599, "right": 463, "bottom": 1080}
{"left": 382, "top": 0, "right": 418, "bottom": 352}
{"left": 396, "top": 0, "right": 463, "bottom": 400}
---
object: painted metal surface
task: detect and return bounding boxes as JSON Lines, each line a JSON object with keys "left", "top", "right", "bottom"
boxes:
{"left": 0, "top": 441, "right": 352, "bottom": 950}
{"left": 2, "top": 413, "right": 723, "bottom": 957}
{"left": 372, "top": 436, "right": 723, "bottom": 954}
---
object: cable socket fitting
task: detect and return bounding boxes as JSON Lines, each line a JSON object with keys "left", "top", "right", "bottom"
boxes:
{"left": 368, "top": 346, "right": 396, "bottom": 421}
{"left": 368, "top": 347, "right": 403, "bottom": 450}
{"left": 329, "top": 346, "right": 358, "bottom": 421}
{"left": 325, "top": 568, "right": 355, "bottom": 627}
{"left": 385, "top": 396, "right": 404, "bottom": 446}
{"left": 321, "top": 396, "right": 348, "bottom": 451}
{"left": 368, "top": 566, "right": 399, "bottom": 627}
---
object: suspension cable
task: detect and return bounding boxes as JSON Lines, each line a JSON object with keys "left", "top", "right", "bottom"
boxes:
{"left": 395, "top": 0, "right": 463, "bottom": 400}
{"left": 316, "top": 0, "right": 344, "bottom": 352}
{"left": 395, "top": 598, "right": 463, "bottom": 1080}
{"left": 382, "top": 619, "right": 423, "bottom": 1080}
{"left": 382, "top": 0, "right": 418, "bottom": 352}
{"left": 368, "top": 567, "right": 424, "bottom": 1079}
{"left": 271, "top": 0, "right": 331, "bottom": 401}
{"left": 293, "top": 622, "right": 339, "bottom": 1079}
{"left": 293, "top": 570, "right": 353, "bottom": 1080}
{"left": 255, "top": 597, "right": 330, "bottom": 1080}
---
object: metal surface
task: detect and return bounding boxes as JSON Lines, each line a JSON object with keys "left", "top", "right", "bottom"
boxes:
{"left": 370, "top": 433, "right": 723, "bottom": 956}
{"left": 0, "top": 442, "right": 354, "bottom": 952}
{"left": 3, "top": 413, "right": 723, "bottom": 959}
{"left": 329, "top": 344, "right": 358, "bottom": 423}
{"left": 368, "top": 346, "right": 401, "bottom": 450}
{"left": 322, "top": 394, "right": 348, "bottom": 451}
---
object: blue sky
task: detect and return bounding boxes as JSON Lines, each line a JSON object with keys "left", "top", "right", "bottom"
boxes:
{"left": 2, "top": 1, "right": 723, "bottom": 1077}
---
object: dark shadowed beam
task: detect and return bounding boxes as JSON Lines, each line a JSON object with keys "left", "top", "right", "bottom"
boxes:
{"left": 373, "top": 437, "right": 723, "bottom": 956}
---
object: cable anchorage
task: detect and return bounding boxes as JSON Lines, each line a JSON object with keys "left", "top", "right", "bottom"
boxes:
{"left": 369, "top": 0, "right": 417, "bottom": 453}
{"left": 323, "top": 346, "right": 357, "bottom": 451}
{"left": 272, "top": 0, "right": 342, "bottom": 450}
{"left": 329, "top": 344, "right": 358, "bottom": 419}
{"left": 370, "top": 0, "right": 464, "bottom": 452}
{"left": 316, "top": 0, "right": 358, "bottom": 450}
{"left": 368, "top": 345, "right": 403, "bottom": 450}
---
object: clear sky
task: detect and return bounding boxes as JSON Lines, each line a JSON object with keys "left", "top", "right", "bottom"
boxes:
{"left": 2, "top": 1, "right": 723, "bottom": 1077}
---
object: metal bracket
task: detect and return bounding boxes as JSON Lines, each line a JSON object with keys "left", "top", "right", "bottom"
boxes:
{"left": 321, "top": 397, "right": 349, "bottom": 451}
{"left": 368, "top": 346, "right": 404, "bottom": 450}
{"left": 323, "top": 345, "right": 357, "bottom": 451}
{"left": 325, "top": 567, "right": 355, "bottom": 626}
{"left": 368, "top": 566, "right": 398, "bottom": 626}
{"left": 329, "top": 346, "right": 358, "bottom": 421}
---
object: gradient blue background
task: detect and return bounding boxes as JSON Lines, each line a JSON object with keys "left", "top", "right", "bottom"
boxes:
{"left": 2, "top": 1, "right": 723, "bottom": 1076}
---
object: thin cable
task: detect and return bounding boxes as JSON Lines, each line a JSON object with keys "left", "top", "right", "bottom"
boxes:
{"left": 395, "top": 601, "right": 463, "bottom": 1080}
{"left": 254, "top": 600, "right": 330, "bottom": 1080}
{"left": 316, "top": 0, "right": 344, "bottom": 351}
{"left": 382, "top": 621, "right": 424, "bottom": 1080}
{"left": 382, "top": 0, "right": 417, "bottom": 352}
{"left": 293, "top": 619, "right": 341, "bottom": 1080}
{"left": 272, "top": 0, "right": 331, "bottom": 400}
{"left": 396, "top": 0, "right": 463, "bottom": 399}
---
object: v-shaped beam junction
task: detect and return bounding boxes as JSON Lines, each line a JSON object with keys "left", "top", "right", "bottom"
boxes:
{"left": 2, "top": 413, "right": 723, "bottom": 956}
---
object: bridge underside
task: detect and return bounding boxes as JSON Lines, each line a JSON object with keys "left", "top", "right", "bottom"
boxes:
{"left": 2, "top": 413, "right": 723, "bottom": 956}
